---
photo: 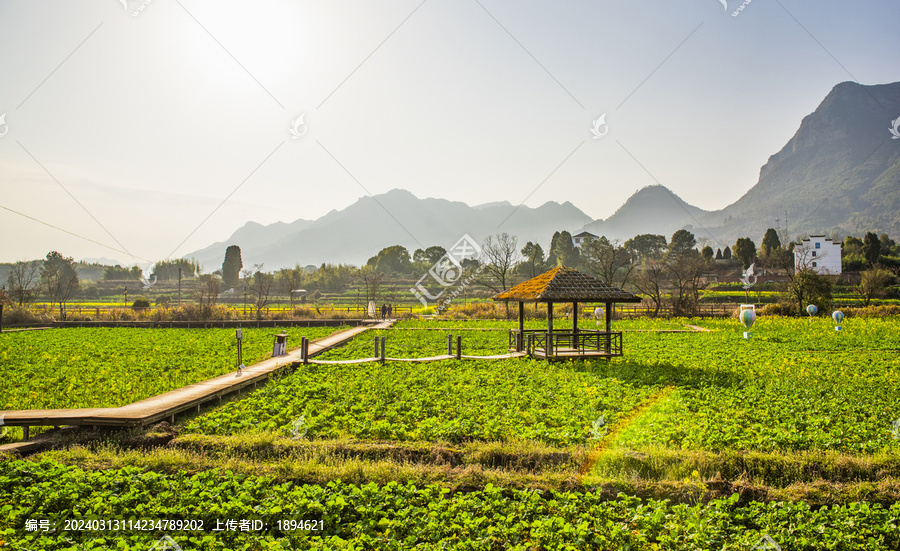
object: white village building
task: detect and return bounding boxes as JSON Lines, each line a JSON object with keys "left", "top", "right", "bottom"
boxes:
{"left": 572, "top": 231, "right": 598, "bottom": 248}
{"left": 794, "top": 235, "right": 842, "bottom": 275}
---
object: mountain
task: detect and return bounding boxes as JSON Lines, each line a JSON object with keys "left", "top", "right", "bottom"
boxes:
{"left": 704, "top": 81, "right": 900, "bottom": 243}
{"left": 578, "top": 185, "right": 709, "bottom": 241}
{"left": 188, "top": 81, "right": 900, "bottom": 268}
{"left": 187, "top": 189, "right": 590, "bottom": 269}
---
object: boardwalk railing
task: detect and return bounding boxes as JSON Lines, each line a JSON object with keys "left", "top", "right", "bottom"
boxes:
{"left": 509, "top": 329, "right": 623, "bottom": 356}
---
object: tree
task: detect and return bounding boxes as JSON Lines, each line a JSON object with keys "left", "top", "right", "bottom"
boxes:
{"left": 195, "top": 274, "right": 221, "bottom": 317}
{"left": 667, "top": 229, "right": 697, "bottom": 260}
{"left": 413, "top": 246, "right": 447, "bottom": 266}
{"left": 879, "top": 233, "right": 898, "bottom": 257}
{"left": 309, "top": 264, "right": 353, "bottom": 293}
{"left": 624, "top": 234, "right": 667, "bottom": 263}
{"left": 722, "top": 246, "right": 732, "bottom": 260}
{"left": 7, "top": 259, "right": 41, "bottom": 305}
{"left": 478, "top": 233, "right": 519, "bottom": 316}
{"left": 518, "top": 241, "right": 547, "bottom": 279}
{"left": 102, "top": 265, "right": 142, "bottom": 281}
{"left": 665, "top": 250, "right": 705, "bottom": 316}
{"left": 222, "top": 245, "right": 243, "bottom": 288}
{"left": 277, "top": 266, "right": 304, "bottom": 309}
{"left": 548, "top": 230, "right": 579, "bottom": 267}
{"left": 857, "top": 267, "right": 892, "bottom": 306}
{"left": 701, "top": 245, "right": 714, "bottom": 264}
{"left": 733, "top": 237, "right": 757, "bottom": 269}
{"left": 662, "top": 230, "right": 704, "bottom": 316}
{"left": 478, "top": 233, "right": 519, "bottom": 294}
{"left": 243, "top": 264, "right": 274, "bottom": 319}
{"left": 357, "top": 266, "right": 384, "bottom": 310}
{"left": 580, "top": 235, "right": 635, "bottom": 288}
{"left": 761, "top": 228, "right": 781, "bottom": 257}
{"left": 715, "top": 248, "right": 723, "bottom": 261}
{"left": 787, "top": 268, "right": 833, "bottom": 313}
{"left": 371, "top": 245, "right": 412, "bottom": 274}
{"left": 42, "top": 251, "right": 79, "bottom": 319}
{"left": 863, "top": 232, "right": 881, "bottom": 266}
{"left": 769, "top": 244, "right": 833, "bottom": 313}
{"left": 632, "top": 261, "right": 665, "bottom": 317}
{"left": 152, "top": 259, "right": 199, "bottom": 281}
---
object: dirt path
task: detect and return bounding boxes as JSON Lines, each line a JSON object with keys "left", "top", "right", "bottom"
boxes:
{"left": 578, "top": 386, "right": 676, "bottom": 480}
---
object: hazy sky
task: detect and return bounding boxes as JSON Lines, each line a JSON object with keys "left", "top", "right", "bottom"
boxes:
{"left": 1, "top": 0, "right": 897, "bottom": 268}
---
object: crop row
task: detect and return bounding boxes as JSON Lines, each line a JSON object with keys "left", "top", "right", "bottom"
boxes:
{"left": 2, "top": 459, "right": 899, "bottom": 550}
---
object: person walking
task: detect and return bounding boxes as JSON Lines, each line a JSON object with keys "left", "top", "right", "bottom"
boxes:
{"left": 387, "top": 304, "right": 393, "bottom": 319}
{"left": 380, "top": 304, "right": 387, "bottom": 320}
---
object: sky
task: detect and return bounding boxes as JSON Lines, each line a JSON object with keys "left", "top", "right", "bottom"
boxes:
{"left": 0, "top": 0, "right": 897, "bottom": 269}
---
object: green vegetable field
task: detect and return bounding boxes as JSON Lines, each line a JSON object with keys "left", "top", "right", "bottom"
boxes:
{"left": 1, "top": 316, "right": 899, "bottom": 549}
{"left": 0, "top": 326, "right": 347, "bottom": 410}
{"left": 2, "top": 460, "right": 899, "bottom": 550}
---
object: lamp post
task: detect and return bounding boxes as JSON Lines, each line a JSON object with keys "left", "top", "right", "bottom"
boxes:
{"left": 124, "top": 286, "right": 128, "bottom": 309}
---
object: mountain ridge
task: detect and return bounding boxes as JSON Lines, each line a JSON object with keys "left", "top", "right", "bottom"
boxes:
{"left": 187, "top": 81, "right": 900, "bottom": 269}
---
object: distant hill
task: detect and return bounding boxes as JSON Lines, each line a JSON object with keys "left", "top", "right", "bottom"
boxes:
{"left": 187, "top": 189, "right": 590, "bottom": 269}
{"left": 704, "top": 81, "right": 900, "bottom": 243}
{"left": 578, "top": 185, "right": 709, "bottom": 242}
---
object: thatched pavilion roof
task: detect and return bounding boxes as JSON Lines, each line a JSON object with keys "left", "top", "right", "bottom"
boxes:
{"left": 492, "top": 266, "right": 641, "bottom": 303}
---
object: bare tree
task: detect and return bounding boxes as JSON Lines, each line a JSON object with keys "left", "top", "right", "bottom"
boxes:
{"left": 195, "top": 274, "right": 221, "bottom": 318}
{"left": 478, "top": 233, "right": 519, "bottom": 293}
{"left": 7, "top": 259, "right": 41, "bottom": 305}
{"left": 278, "top": 266, "right": 304, "bottom": 309}
{"left": 244, "top": 264, "right": 274, "bottom": 319}
{"left": 665, "top": 251, "right": 706, "bottom": 317}
{"left": 476, "top": 233, "right": 519, "bottom": 317}
{"left": 632, "top": 260, "right": 665, "bottom": 317}
{"left": 359, "top": 266, "right": 384, "bottom": 311}
{"left": 580, "top": 235, "right": 636, "bottom": 288}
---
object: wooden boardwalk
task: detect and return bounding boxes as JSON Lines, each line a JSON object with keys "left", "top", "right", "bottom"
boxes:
{"left": 0, "top": 322, "right": 392, "bottom": 443}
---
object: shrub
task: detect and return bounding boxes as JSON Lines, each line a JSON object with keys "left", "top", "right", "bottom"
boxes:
{"left": 842, "top": 305, "right": 900, "bottom": 317}
{"left": 132, "top": 298, "right": 151, "bottom": 309}
{"left": 1, "top": 305, "right": 49, "bottom": 326}
{"left": 758, "top": 302, "right": 799, "bottom": 316}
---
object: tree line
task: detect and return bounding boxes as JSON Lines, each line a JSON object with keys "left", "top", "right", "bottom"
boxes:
{"left": 5, "top": 228, "right": 897, "bottom": 320}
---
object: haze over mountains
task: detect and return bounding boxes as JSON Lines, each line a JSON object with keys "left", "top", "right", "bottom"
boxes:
{"left": 188, "top": 81, "right": 900, "bottom": 270}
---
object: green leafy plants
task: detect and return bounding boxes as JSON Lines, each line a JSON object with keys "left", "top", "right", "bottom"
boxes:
{"left": 0, "top": 326, "right": 346, "bottom": 411}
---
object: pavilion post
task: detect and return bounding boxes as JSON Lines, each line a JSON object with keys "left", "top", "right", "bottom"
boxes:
{"left": 546, "top": 302, "right": 553, "bottom": 357}
{"left": 517, "top": 302, "right": 525, "bottom": 351}
{"left": 605, "top": 302, "right": 612, "bottom": 354}
{"left": 572, "top": 301, "right": 578, "bottom": 352}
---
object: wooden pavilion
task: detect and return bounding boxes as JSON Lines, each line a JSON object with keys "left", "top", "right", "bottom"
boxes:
{"left": 492, "top": 266, "right": 641, "bottom": 359}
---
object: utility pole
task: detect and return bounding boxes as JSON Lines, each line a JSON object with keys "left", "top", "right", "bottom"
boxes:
{"left": 178, "top": 267, "right": 182, "bottom": 307}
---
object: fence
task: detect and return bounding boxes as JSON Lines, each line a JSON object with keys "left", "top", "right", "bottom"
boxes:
{"left": 604, "top": 303, "right": 738, "bottom": 318}
{"left": 22, "top": 304, "right": 416, "bottom": 321}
